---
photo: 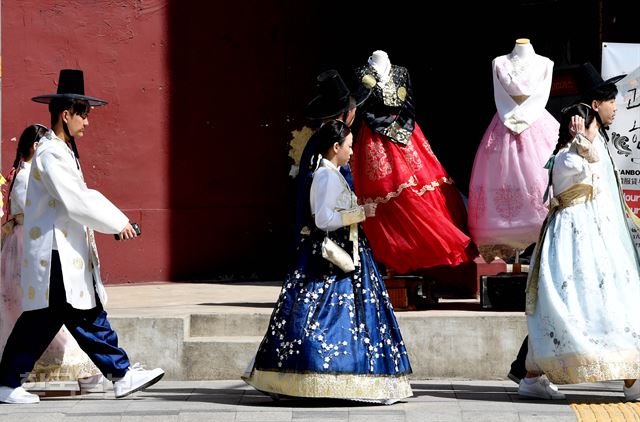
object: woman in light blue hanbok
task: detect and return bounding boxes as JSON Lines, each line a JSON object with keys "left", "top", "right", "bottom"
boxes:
{"left": 523, "top": 101, "right": 640, "bottom": 401}
{"left": 243, "top": 120, "right": 412, "bottom": 403}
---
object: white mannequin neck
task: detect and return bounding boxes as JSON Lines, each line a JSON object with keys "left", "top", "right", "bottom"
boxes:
{"left": 511, "top": 39, "right": 535, "bottom": 59}
{"left": 368, "top": 50, "right": 391, "bottom": 78}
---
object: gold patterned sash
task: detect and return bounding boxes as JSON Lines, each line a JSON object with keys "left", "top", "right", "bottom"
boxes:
{"left": 526, "top": 183, "right": 594, "bottom": 315}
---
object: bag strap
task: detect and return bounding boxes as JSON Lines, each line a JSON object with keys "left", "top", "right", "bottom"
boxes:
{"left": 319, "top": 161, "right": 360, "bottom": 267}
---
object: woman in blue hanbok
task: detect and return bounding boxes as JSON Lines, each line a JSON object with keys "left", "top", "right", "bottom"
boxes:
{"left": 523, "top": 101, "right": 640, "bottom": 401}
{"left": 243, "top": 120, "right": 412, "bottom": 403}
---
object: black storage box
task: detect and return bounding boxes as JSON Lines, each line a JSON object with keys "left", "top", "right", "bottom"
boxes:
{"left": 480, "top": 273, "right": 527, "bottom": 311}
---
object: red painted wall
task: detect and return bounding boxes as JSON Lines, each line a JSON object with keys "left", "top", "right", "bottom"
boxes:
{"left": 2, "top": 1, "right": 171, "bottom": 283}
{"left": 1, "top": 1, "right": 304, "bottom": 283}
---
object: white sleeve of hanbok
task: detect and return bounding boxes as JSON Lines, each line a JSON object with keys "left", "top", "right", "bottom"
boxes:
{"left": 37, "top": 149, "right": 129, "bottom": 234}
{"left": 572, "top": 134, "right": 599, "bottom": 163}
{"left": 9, "top": 171, "right": 28, "bottom": 214}
{"left": 558, "top": 151, "right": 587, "bottom": 173}
{"left": 310, "top": 168, "right": 344, "bottom": 232}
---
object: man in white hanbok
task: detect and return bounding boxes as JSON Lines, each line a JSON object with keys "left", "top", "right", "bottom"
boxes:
{"left": 0, "top": 70, "right": 164, "bottom": 404}
{"left": 521, "top": 63, "right": 640, "bottom": 401}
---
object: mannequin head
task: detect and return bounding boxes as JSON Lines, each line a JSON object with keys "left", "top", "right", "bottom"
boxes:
{"left": 368, "top": 50, "right": 391, "bottom": 78}
{"left": 511, "top": 38, "right": 534, "bottom": 58}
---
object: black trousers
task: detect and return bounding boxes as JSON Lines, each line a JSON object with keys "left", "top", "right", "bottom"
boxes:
{"left": 0, "top": 251, "right": 130, "bottom": 388}
{"left": 510, "top": 336, "right": 528, "bottom": 379}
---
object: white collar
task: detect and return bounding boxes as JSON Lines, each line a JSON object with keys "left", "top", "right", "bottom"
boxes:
{"left": 321, "top": 158, "right": 340, "bottom": 171}
{"left": 48, "top": 130, "right": 65, "bottom": 143}
{"left": 45, "top": 130, "right": 75, "bottom": 155}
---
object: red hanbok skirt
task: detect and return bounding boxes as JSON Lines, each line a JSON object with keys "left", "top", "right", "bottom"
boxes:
{"left": 350, "top": 122, "right": 476, "bottom": 273}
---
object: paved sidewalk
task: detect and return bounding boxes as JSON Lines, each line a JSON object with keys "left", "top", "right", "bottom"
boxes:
{"left": 0, "top": 379, "right": 632, "bottom": 421}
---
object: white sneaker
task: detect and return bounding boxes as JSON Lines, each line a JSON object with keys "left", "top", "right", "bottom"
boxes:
{"left": 78, "top": 374, "right": 106, "bottom": 394}
{"left": 518, "top": 376, "right": 565, "bottom": 400}
{"left": 543, "top": 376, "right": 560, "bottom": 392}
{"left": 0, "top": 386, "right": 40, "bottom": 404}
{"left": 112, "top": 363, "right": 164, "bottom": 399}
{"left": 624, "top": 379, "right": 640, "bottom": 401}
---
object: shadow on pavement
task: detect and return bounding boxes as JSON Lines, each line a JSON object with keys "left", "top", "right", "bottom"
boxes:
{"left": 141, "top": 386, "right": 406, "bottom": 407}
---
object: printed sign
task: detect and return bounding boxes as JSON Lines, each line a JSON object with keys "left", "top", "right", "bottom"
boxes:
{"left": 602, "top": 43, "right": 640, "bottom": 249}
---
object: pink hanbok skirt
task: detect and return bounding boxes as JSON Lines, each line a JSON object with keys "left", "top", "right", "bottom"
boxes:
{"left": 0, "top": 224, "right": 100, "bottom": 382}
{"left": 468, "top": 111, "right": 559, "bottom": 259}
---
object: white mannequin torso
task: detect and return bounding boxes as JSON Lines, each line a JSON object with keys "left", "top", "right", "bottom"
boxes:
{"left": 503, "top": 40, "right": 544, "bottom": 103}
{"left": 491, "top": 39, "right": 554, "bottom": 133}
{"left": 368, "top": 50, "right": 391, "bottom": 83}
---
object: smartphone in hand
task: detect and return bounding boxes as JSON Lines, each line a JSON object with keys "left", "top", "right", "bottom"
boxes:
{"left": 114, "top": 223, "right": 141, "bottom": 240}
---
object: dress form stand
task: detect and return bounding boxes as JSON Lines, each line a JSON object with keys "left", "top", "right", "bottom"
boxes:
{"left": 361, "top": 50, "right": 443, "bottom": 308}
{"left": 509, "top": 38, "right": 531, "bottom": 273}
{"left": 369, "top": 50, "right": 415, "bottom": 305}
{"left": 476, "top": 36, "right": 532, "bottom": 274}
{"left": 509, "top": 38, "right": 535, "bottom": 105}
{"left": 513, "top": 250, "right": 522, "bottom": 273}
{"left": 372, "top": 50, "right": 436, "bottom": 308}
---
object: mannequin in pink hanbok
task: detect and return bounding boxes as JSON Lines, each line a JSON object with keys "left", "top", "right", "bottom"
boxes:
{"left": 468, "top": 39, "right": 559, "bottom": 261}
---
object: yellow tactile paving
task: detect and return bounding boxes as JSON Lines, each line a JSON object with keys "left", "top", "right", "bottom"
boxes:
{"left": 571, "top": 401, "right": 640, "bottom": 421}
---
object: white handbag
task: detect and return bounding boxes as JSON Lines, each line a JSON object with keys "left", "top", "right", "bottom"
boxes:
{"left": 321, "top": 236, "right": 355, "bottom": 272}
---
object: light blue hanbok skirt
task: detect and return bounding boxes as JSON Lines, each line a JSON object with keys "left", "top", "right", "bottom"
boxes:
{"left": 527, "top": 140, "right": 640, "bottom": 384}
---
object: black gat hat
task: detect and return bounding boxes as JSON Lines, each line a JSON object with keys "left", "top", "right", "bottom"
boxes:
{"left": 32, "top": 69, "right": 108, "bottom": 106}
{"left": 305, "top": 69, "right": 371, "bottom": 120}
{"left": 575, "top": 62, "right": 625, "bottom": 101}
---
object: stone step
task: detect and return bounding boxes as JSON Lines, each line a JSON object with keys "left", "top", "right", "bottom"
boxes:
{"left": 189, "top": 313, "right": 270, "bottom": 337}
{"left": 183, "top": 336, "right": 262, "bottom": 380}
{"left": 396, "top": 313, "right": 525, "bottom": 379}
{"left": 110, "top": 316, "right": 187, "bottom": 381}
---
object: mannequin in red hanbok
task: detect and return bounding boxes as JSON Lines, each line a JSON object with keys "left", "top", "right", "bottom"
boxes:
{"left": 350, "top": 50, "right": 476, "bottom": 274}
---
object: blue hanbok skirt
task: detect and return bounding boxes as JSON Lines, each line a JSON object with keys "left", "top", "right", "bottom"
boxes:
{"left": 243, "top": 225, "right": 412, "bottom": 402}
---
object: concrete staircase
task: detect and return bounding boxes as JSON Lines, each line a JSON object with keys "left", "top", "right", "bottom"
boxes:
{"left": 109, "top": 308, "right": 527, "bottom": 381}
{"left": 183, "top": 313, "right": 268, "bottom": 380}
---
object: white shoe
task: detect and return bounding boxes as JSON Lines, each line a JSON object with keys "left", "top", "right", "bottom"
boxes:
{"left": 0, "top": 386, "right": 40, "bottom": 404}
{"left": 624, "top": 379, "right": 640, "bottom": 401}
{"left": 78, "top": 374, "right": 106, "bottom": 394}
{"left": 518, "top": 376, "right": 565, "bottom": 400}
{"left": 543, "top": 376, "right": 560, "bottom": 392}
{"left": 112, "top": 363, "right": 164, "bottom": 398}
